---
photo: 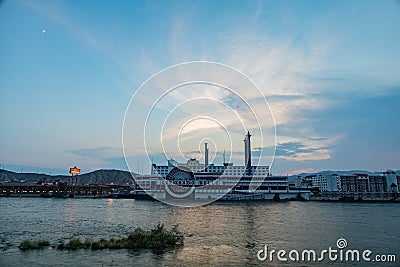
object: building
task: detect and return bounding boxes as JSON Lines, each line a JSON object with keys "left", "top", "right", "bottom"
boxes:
{"left": 397, "top": 175, "right": 400, "bottom": 191}
{"left": 296, "top": 174, "right": 339, "bottom": 192}
{"left": 298, "top": 170, "right": 398, "bottom": 193}
{"left": 339, "top": 175, "right": 358, "bottom": 192}
{"left": 369, "top": 175, "right": 387, "bottom": 192}
{"left": 383, "top": 170, "right": 398, "bottom": 192}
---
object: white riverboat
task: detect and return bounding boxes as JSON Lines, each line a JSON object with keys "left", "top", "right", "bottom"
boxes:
{"left": 133, "top": 132, "right": 311, "bottom": 201}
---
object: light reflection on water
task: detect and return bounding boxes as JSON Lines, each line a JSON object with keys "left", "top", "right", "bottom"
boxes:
{"left": 0, "top": 198, "right": 399, "bottom": 266}
{"left": 65, "top": 200, "right": 78, "bottom": 225}
{"left": 106, "top": 198, "right": 114, "bottom": 223}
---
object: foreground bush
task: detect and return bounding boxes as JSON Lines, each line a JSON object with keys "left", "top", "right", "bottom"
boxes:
{"left": 19, "top": 239, "right": 50, "bottom": 251}
{"left": 57, "top": 224, "right": 183, "bottom": 250}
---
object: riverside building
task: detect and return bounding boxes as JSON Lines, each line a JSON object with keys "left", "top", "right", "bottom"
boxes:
{"left": 297, "top": 170, "right": 399, "bottom": 193}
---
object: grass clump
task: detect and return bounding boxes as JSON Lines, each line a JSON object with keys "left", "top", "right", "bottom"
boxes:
{"left": 57, "top": 224, "right": 183, "bottom": 251}
{"left": 19, "top": 239, "right": 50, "bottom": 251}
{"left": 130, "top": 223, "right": 183, "bottom": 249}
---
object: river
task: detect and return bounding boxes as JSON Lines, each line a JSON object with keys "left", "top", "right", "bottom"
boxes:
{"left": 1, "top": 198, "right": 399, "bottom": 266}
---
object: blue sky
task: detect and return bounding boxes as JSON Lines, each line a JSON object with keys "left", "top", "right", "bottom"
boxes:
{"left": 0, "top": 0, "right": 399, "bottom": 175}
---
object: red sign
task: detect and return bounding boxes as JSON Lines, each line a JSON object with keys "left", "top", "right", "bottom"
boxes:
{"left": 69, "top": 166, "right": 80, "bottom": 175}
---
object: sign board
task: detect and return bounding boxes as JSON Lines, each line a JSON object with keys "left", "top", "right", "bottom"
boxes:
{"left": 69, "top": 166, "right": 81, "bottom": 175}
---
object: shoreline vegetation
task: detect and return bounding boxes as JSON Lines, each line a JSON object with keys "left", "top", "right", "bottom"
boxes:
{"left": 19, "top": 224, "right": 184, "bottom": 251}
{"left": 19, "top": 239, "right": 50, "bottom": 251}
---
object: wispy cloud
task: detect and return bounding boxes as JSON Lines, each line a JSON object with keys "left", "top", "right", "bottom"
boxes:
{"left": 275, "top": 141, "right": 331, "bottom": 161}
{"left": 70, "top": 146, "right": 123, "bottom": 159}
{"left": 25, "top": 0, "right": 340, "bottom": 166}
{"left": 129, "top": 29, "right": 336, "bottom": 164}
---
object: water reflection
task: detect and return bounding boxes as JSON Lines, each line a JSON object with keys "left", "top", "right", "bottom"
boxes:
{"left": 65, "top": 200, "right": 78, "bottom": 224}
{"left": 106, "top": 198, "right": 114, "bottom": 223}
{"left": 0, "top": 199, "right": 399, "bottom": 267}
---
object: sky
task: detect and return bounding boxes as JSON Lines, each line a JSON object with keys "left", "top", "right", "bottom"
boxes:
{"left": 0, "top": 0, "right": 399, "bottom": 175}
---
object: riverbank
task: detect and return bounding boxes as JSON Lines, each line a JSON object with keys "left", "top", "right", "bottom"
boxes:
{"left": 0, "top": 183, "right": 131, "bottom": 198}
{"left": 310, "top": 191, "right": 400, "bottom": 202}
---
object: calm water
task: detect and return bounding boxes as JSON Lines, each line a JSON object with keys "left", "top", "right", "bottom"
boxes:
{"left": 1, "top": 198, "right": 399, "bottom": 266}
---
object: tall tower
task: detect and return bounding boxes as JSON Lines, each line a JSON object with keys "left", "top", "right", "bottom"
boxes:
{"left": 243, "top": 131, "right": 251, "bottom": 172}
{"left": 204, "top": 142, "right": 209, "bottom": 168}
{"left": 244, "top": 136, "right": 248, "bottom": 167}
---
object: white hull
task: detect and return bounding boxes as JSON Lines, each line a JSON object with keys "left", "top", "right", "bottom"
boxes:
{"left": 139, "top": 189, "right": 311, "bottom": 201}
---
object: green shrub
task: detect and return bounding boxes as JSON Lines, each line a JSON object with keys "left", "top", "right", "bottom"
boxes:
{"left": 83, "top": 237, "right": 92, "bottom": 249}
{"left": 56, "top": 224, "right": 184, "bottom": 251}
{"left": 19, "top": 239, "right": 50, "bottom": 251}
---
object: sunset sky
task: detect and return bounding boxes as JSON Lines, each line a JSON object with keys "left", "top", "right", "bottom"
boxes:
{"left": 1, "top": 0, "right": 399, "bottom": 175}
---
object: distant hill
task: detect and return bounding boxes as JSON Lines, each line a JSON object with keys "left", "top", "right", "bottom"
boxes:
{"left": 0, "top": 169, "right": 135, "bottom": 185}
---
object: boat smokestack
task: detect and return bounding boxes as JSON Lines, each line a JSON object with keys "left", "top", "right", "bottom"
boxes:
{"left": 204, "top": 142, "right": 209, "bottom": 168}
{"left": 244, "top": 131, "right": 252, "bottom": 171}
{"left": 244, "top": 137, "right": 248, "bottom": 167}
